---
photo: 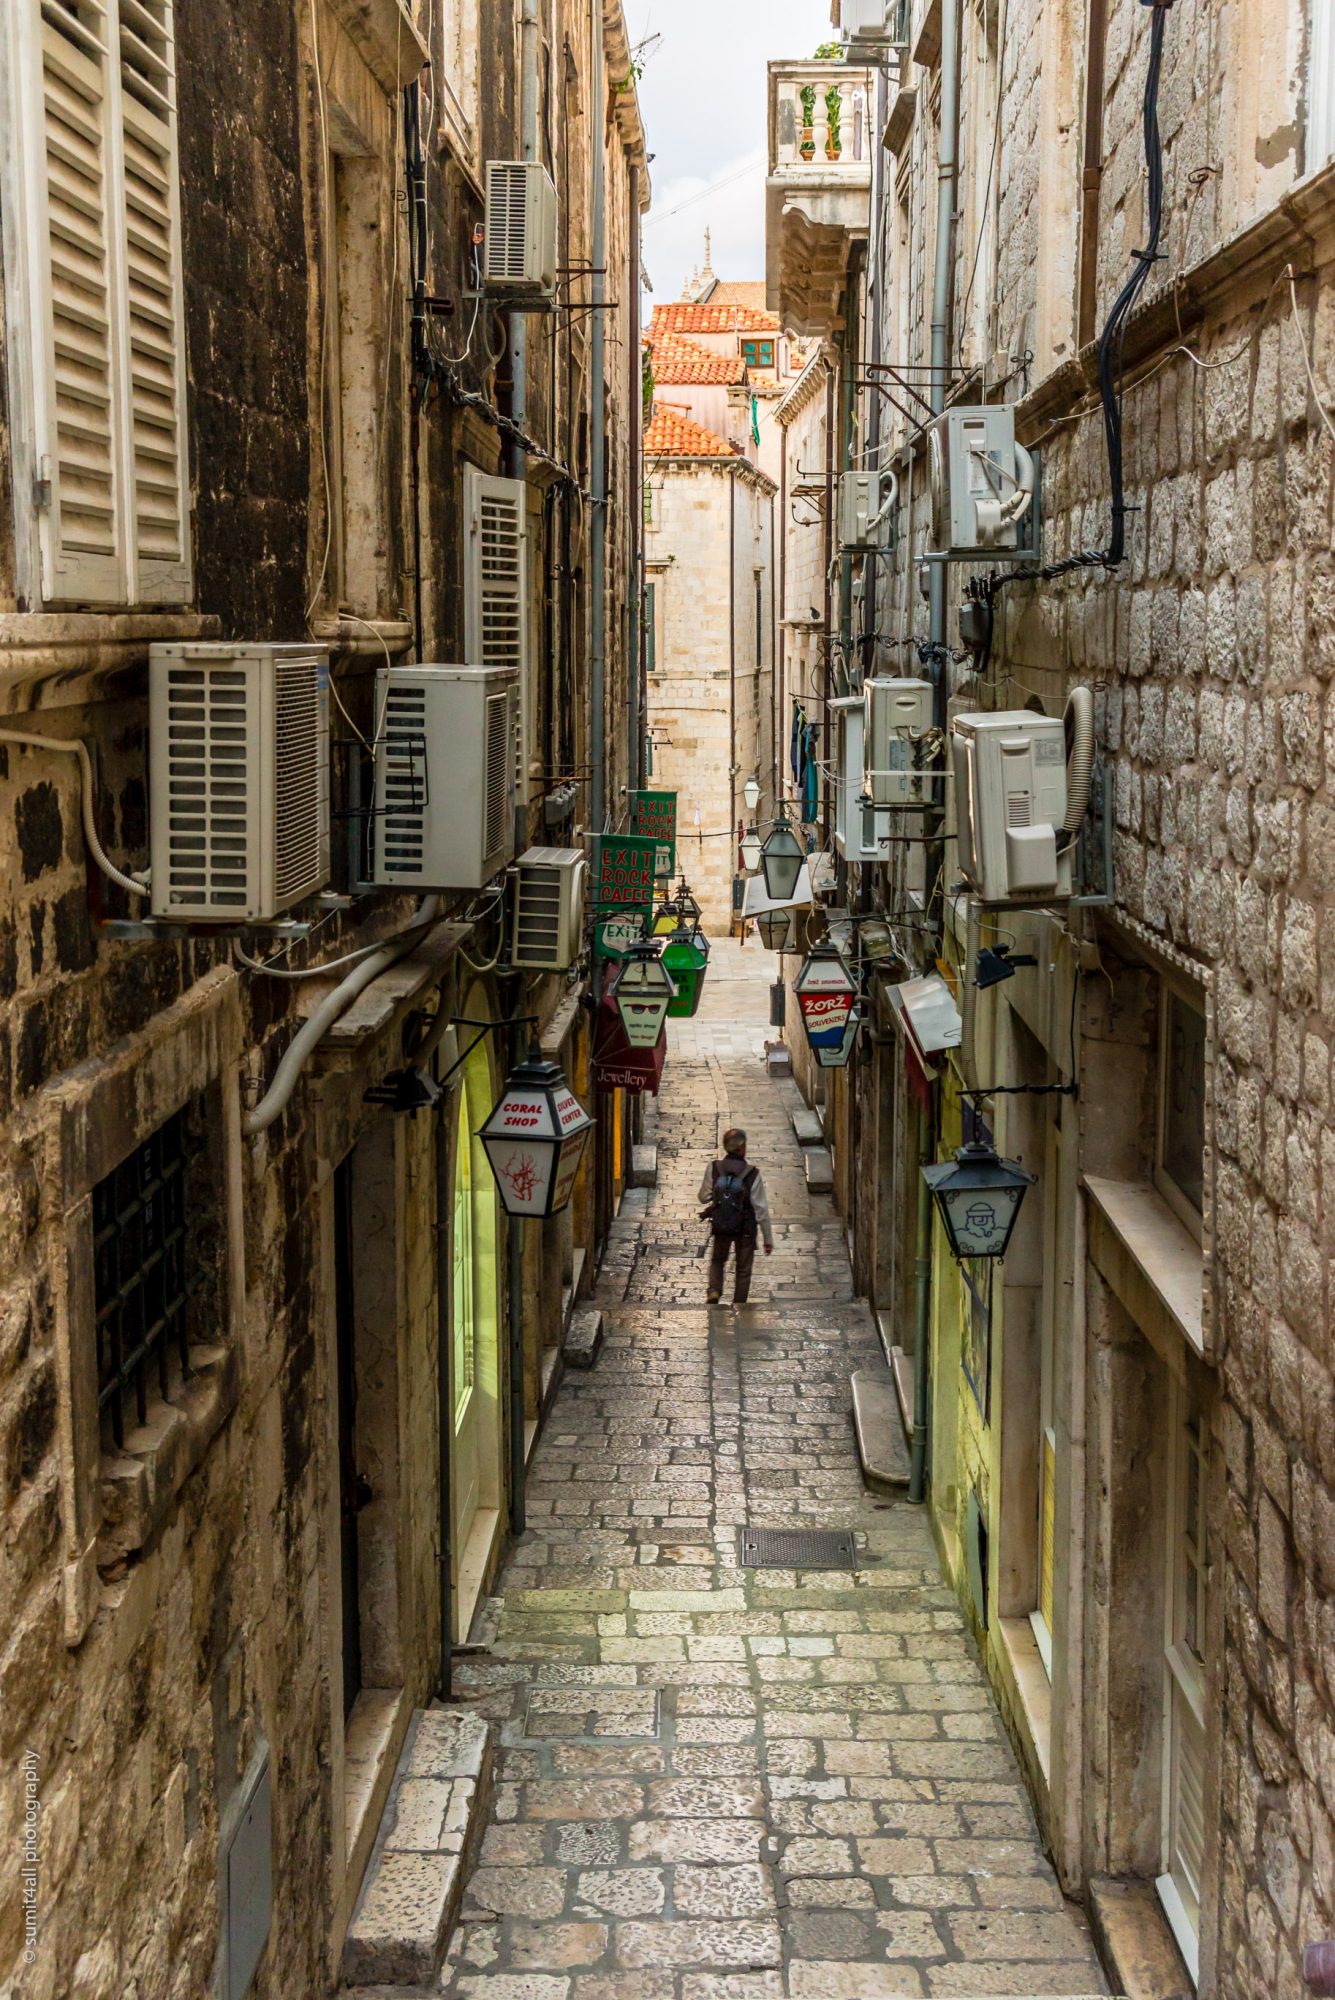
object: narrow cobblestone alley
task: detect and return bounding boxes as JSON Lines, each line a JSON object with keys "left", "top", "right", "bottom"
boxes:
{"left": 440, "top": 942, "right": 1110, "bottom": 2000}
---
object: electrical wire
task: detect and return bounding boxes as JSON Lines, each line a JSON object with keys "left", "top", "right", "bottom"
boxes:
{"left": 0, "top": 730, "right": 149, "bottom": 898}
{"left": 1286, "top": 264, "right": 1335, "bottom": 449}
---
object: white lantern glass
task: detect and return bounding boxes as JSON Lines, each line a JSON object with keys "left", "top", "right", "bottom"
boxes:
{"left": 615, "top": 950, "right": 677, "bottom": 1049}
{"left": 479, "top": 1050, "right": 595, "bottom": 1219}
{"left": 740, "top": 827, "right": 762, "bottom": 871}
{"left": 743, "top": 775, "right": 761, "bottom": 812}
{"left": 761, "top": 821, "right": 805, "bottom": 902}
{"left": 922, "top": 1144, "right": 1036, "bottom": 1260}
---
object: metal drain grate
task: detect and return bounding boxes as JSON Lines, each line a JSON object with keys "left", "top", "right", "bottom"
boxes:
{"left": 737, "top": 1526, "right": 859, "bottom": 1569}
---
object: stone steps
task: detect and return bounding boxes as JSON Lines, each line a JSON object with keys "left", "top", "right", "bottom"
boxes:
{"left": 340, "top": 1709, "right": 493, "bottom": 1990}
{"left": 851, "top": 1367, "right": 912, "bottom": 1491}
{"left": 563, "top": 1306, "right": 605, "bottom": 1369}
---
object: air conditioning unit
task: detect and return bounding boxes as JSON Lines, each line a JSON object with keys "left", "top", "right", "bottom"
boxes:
{"left": 839, "top": 469, "right": 896, "bottom": 550}
{"left": 484, "top": 161, "right": 558, "bottom": 298}
{"left": 149, "top": 643, "right": 329, "bottom": 923}
{"left": 371, "top": 665, "right": 519, "bottom": 891}
{"left": 928, "top": 406, "right": 1035, "bottom": 555}
{"left": 830, "top": 696, "right": 884, "bottom": 863}
{"left": 952, "top": 709, "right": 1076, "bottom": 903}
{"left": 510, "top": 847, "right": 587, "bottom": 970}
{"left": 864, "top": 677, "right": 934, "bottom": 807}
{"left": 841, "top": 0, "right": 896, "bottom": 41}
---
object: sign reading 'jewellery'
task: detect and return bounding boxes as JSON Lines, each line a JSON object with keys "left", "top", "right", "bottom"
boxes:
{"left": 629, "top": 790, "right": 677, "bottom": 878}
{"left": 593, "top": 834, "right": 658, "bottom": 911}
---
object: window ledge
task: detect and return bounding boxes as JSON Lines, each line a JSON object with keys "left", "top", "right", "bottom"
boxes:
{"left": 326, "top": 0, "right": 429, "bottom": 90}
{"left": 996, "top": 1615, "right": 1052, "bottom": 1791}
{"left": 1084, "top": 1176, "right": 1206, "bottom": 1359}
{"left": 97, "top": 1342, "right": 238, "bottom": 1564}
{"left": 0, "top": 611, "right": 220, "bottom": 709}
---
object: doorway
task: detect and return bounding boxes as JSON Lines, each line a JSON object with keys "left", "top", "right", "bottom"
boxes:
{"left": 451, "top": 1015, "right": 502, "bottom": 1636}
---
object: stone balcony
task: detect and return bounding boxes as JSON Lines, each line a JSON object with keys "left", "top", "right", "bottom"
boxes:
{"left": 765, "top": 60, "right": 873, "bottom": 338}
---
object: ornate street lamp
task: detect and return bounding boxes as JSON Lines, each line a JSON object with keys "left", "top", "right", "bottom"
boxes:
{"left": 755, "top": 907, "right": 794, "bottom": 951}
{"left": 794, "top": 945, "right": 858, "bottom": 1064}
{"left": 922, "top": 1137, "right": 1036, "bottom": 1261}
{"left": 614, "top": 943, "right": 677, "bottom": 1048}
{"left": 739, "top": 825, "right": 762, "bottom": 872}
{"left": 760, "top": 815, "right": 805, "bottom": 902}
{"left": 743, "top": 774, "right": 762, "bottom": 812}
{"left": 479, "top": 1046, "right": 594, "bottom": 1219}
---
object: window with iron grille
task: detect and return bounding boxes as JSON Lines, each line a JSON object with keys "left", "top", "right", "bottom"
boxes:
{"left": 93, "top": 1100, "right": 211, "bottom": 1449}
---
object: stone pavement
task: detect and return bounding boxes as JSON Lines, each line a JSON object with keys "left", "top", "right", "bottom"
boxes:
{"left": 440, "top": 941, "right": 1109, "bottom": 2000}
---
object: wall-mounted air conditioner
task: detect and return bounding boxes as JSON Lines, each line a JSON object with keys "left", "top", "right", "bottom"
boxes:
{"left": 841, "top": 0, "right": 897, "bottom": 42}
{"left": 830, "top": 696, "right": 884, "bottom": 863}
{"left": 928, "top": 406, "right": 1035, "bottom": 556}
{"left": 839, "top": 469, "right": 897, "bottom": 551}
{"left": 952, "top": 693, "right": 1093, "bottom": 903}
{"left": 484, "top": 161, "right": 558, "bottom": 299}
{"left": 372, "top": 665, "right": 519, "bottom": 891}
{"left": 149, "top": 643, "right": 329, "bottom": 923}
{"left": 864, "top": 677, "right": 934, "bottom": 807}
{"left": 511, "top": 847, "right": 587, "bottom": 970}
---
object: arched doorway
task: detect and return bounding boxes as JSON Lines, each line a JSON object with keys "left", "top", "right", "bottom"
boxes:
{"left": 451, "top": 1004, "right": 502, "bottom": 1637}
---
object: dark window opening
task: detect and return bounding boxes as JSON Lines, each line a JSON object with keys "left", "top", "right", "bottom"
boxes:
{"left": 93, "top": 1102, "right": 210, "bottom": 1451}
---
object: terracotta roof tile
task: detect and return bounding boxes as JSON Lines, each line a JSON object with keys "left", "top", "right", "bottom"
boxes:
{"left": 650, "top": 301, "right": 782, "bottom": 335}
{"left": 644, "top": 404, "right": 737, "bottom": 459}
{"left": 647, "top": 331, "right": 747, "bottom": 385}
{"left": 707, "top": 281, "right": 770, "bottom": 311}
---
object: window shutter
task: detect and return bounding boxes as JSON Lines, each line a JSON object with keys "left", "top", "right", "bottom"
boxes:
{"left": 116, "top": 0, "right": 190, "bottom": 600}
{"left": 24, "top": 0, "right": 128, "bottom": 603}
{"left": 464, "top": 467, "right": 530, "bottom": 804}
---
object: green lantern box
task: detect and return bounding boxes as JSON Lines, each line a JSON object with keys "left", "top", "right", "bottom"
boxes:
{"left": 662, "top": 925, "right": 709, "bottom": 1017}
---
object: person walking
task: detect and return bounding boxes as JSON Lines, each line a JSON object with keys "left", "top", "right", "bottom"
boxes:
{"left": 699, "top": 1128, "right": 773, "bottom": 1305}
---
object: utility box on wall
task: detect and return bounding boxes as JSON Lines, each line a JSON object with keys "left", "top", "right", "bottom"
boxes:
{"left": 951, "top": 709, "right": 1073, "bottom": 903}
{"left": 372, "top": 665, "right": 519, "bottom": 891}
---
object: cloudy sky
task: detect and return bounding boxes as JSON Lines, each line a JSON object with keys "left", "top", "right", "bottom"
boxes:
{"left": 624, "top": 0, "right": 834, "bottom": 304}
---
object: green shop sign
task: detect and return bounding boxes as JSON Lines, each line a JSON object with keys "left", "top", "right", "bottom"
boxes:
{"left": 629, "top": 790, "right": 677, "bottom": 878}
{"left": 594, "top": 912, "right": 650, "bottom": 962}
{"left": 593, "top": 834, "right": 658, "bottom": 912}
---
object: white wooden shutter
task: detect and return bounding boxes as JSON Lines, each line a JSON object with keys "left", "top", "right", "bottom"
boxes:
{"left": 23, "top": 0, "right": 128, "bottom": 603}
{"left": 116, "top": 0, "right": 190, "bottom": 600}
{"left": 464, "top": 467, "right": 530, "bottom": 801}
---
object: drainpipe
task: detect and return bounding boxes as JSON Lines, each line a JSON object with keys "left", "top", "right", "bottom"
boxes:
{"left": 909, "top": 1094, "right": 934, "bottom": 1502}
{"left": 508, "top": 1002, "right": 528, "bottom": 1537}
{"left": 911, "top": 0, "right": 963, "bottom": 1507}
{"left": 434, "top": 1069, "right": 454, "bottom": 1698}
{"left": 927, "top": 0, "right": 962, "bottom": 704}
{"left": 838, "top": 256, "right": 861, "bottom": 695}
{"left": 1077, "top": 0, "right": 1108, "bottom": 350}
{"left": 589, "top": 0, "right": 607, "bottom": 833}
{"left": 628, "top": 163, "right": 642, "bottom": 792}
{"left": 729, "top": 469, "right": 737, "bottom": 921}
{"left": 776, "top": 451, "right": 786, "bottom": 811}
{"left": 821, "top": 367, "right": 836, "bottom": 849}
{"left": 509, "top": 0, "right": 541, "bottom": 480}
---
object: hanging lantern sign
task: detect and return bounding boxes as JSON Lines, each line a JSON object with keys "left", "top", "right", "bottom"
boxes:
{"left": 592, "top": 991, "right": 668, "bottom": 1095}
{"left": 743, "top": 775, "right": 762, "bottom": 812}
{"left": 816, "top": 1002, "right": 863, "bottom": 1070}
{"left": 593, "top": 834, "right": 658, "bottom": 914}
{"left": 662, "top": 924, "right": 708, "bottom": 1017}
{"left": 479, "top": 1048, "right": 595, "bottom": 1219}
{"left": 794, "top": 947, "right": 858, "bottom": 1062}
{"left": 629, "top": 790, "right": 678, "bottom": 878}
{"left": 922, "top": 1140, "right": 1036, "bottom": 1261}
{"left": 740, "top": 826, "right": 762, "bottom": 872}
{"left": 614, "top": 945, "right": 677, "bottom": 1048}
{"left": 594, "top": 911, "right": 649, "bottom": 962}
{"left": 760, "top": 818, "right": 805, "bottom": 902}
{"left": 755, "top": 907, "right": 794, "bottom": 951}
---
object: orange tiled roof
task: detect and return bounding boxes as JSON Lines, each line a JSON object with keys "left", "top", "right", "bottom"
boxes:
{"left": 647, "top": 330, "right": 747, "bottom": 385}
{"left": 650, "top": 301, "right": 782, "bottom": 335}
{"left": 707, "top": 281, "right": 770, "bottom": 312}
{"left": 644, "top": 404, "right": 737, "bottom": 459}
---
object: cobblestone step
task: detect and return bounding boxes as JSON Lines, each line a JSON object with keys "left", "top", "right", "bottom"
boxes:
{"left": 341, "top": 1710, "right": 494, "bottom": 1989}
{"left": 851, "top": 1367, "right": 913, "bottom": 1491}
{"left": 564, "top": 1306, "right": 605, "bottom": 1369}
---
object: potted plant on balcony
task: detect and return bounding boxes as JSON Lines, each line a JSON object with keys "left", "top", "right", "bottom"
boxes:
{"left": 825, "top": 84, "right": 842, "bottom": 159}
{"left": 799, "top": 82, "right": 817, "bottom": 161}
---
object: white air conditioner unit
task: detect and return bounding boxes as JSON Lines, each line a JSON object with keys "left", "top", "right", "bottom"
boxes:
{"left": 511, "top": 847, "right": 587, "bottom": 969}
{"left": 864, "top": 677, "right": 934, "bottom": 807}
{"left": 372, "top": 665, "right": 519, "bottom": 891}
{"left": 841, "top": 0, "right": 896, "bottom": 41}
{"left": 830, "top": 696, "right": 884, "bottom": 863}
{"left": 149, "top": 643, "right": 329, "bottom": 923}
{"left": 484, "top": 161, "right": 558, "bottom": 298}
{"left": 928, "top": 406, "right": 1035, "bottom": 555}
{"left": 952, "top": 708, "right": 1077, "bottom": 903}
{"left": 839, "top": 469, "right": 896, "bottom": 550}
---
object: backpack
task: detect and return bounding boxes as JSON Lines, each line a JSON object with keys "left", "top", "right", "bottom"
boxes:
{"left": 708, "top": 1161, "right": 755, "bottom": 1238}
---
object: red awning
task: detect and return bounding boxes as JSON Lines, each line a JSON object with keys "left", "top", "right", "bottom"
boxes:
{"left": 592, "top": 995, "right": 668, "bottom": 1095}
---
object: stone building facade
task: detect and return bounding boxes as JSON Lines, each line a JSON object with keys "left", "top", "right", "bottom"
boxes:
{"left": 768, "top": 2, "right": 1335, "bottom": 1993}
{"left": 643, "top": 402, "right": 777, "bottom": 929}
{"left": 0, "top": 2, "right": 647, "bottom": 1995}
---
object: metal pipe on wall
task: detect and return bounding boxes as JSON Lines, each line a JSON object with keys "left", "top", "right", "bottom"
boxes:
{"left": 434, "top": 1061, "right": 455, "bottom": 1698}
{"left": 589, "top": 0, "right": 607, "bottom": 832}
{"left": 628, "top": 163, "right": 642, "bottom": 793}
{"left": 508, "top": 0, "right": 541, "bottom": 480}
